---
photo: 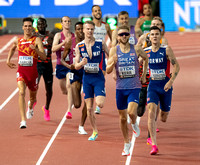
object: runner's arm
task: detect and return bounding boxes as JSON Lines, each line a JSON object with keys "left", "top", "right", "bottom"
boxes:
{"left": 34, "top": 37, "right": 46, "bottom": 60}
{"left": 135, "top": 18, "right": 144, "bottom": 39}
{"left": 52, "top": 33, "right": 65, "bottom": 52}
{"left": 111, "top": 29, "right": 118, "bottom": 47}
{"left": 106, "top": 47, "right": 117, "bottom": 74}
{"left": 7, "top": 38, "right": 18, "bottom": 69}
{"left": 164, "top": 46, "right": 180, "bottom": 92}
{"left": 60, "top": 39, "right": 72, "bottom": 69}
{"left": 102, "top": 40, "right": 109, "bottom": 57}
{"left": 75, "top": 44, "right": 87, "bottom": 70}
{"left": 105, "top": 23, "right": 112, "bottom": 41}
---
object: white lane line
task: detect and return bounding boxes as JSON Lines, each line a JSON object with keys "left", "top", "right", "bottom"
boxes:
{"left": 0, "top": 88, "right": 19, "bottom": 110}
{"left": 0, "top": 36, "right": 17, "bottom": 55}
{"left": 36, "top": 105, "right": 74, "bottom": 165}
{"left": 0, "top": 57, "right": 18, "bottom": 63}
{"left": 177, "top": 54, "right": 200, "bottom": 60}
{"left": 125, "top": 117, "right": 141, "bottom": 165}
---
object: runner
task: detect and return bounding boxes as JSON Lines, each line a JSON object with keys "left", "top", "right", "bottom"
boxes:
{"left": 7, "top": 17, "right": 46, "bottom": 128}
{"left": 92, "top": 4, "right": 111, "bottom": 114}
{"left": 135, "top": 3, "right": 153, "bottom": 37}
{"left": 92, "top": 5, "right": 112, "bottom": 41}
{"left": 145, "top": 26, "right": 180, "bottom": 155}
{"left": 52, "top": 16, "right": 74, "bottom": 95}
{"left": 36, "top": 18, "right": 54, "bottom": 121}
{"left": 60, "top": 21, "right": 87, "bottom": 134}
{"left": 106, "top": 25, "right": 148, "bottom": 156}
{"left": 75, "top": 21, "right": 108, "bottom": 141}
{"left": 136, "top": 16, "right": 168, "bottom": 144}
{"left": 112, "top": 11, "right": 138, "bottom": 47}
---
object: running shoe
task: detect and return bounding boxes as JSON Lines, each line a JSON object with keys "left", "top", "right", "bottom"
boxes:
{"left": 156, "top": 128, "right": 160, "bottom": 132}
{"left": 131, "top": 123, "right": 140, "bottom": 137}
{"left": 42, "top": 106, "right": 50, "bottom": 121}
{"left": 147, "top": 138, "right": 152, "bottom": 145}
{"left": 26, "top": 101, "right": 36, "bottom": 119}
{"left": 66, "top": 111, "right": 72, "bottom": 119}
{"left": 150, "top": 145, "right": 159, "bottom": 155}
{"left": 122, "top": 142, "right": 131, "bottom": 156}
{"left": 20, "top": 120, "right": 26, "bottom": 129}
{"left": 78, "top": 125, "right": 88, "bottom": 135}
{"left": 95, "top": 106, "right": 101, "bottom": 114}
{"left": 88, "top": 131, "right": 98, "bottom": 141}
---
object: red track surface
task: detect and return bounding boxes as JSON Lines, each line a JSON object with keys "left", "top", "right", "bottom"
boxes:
{"left": 0, "top": 33, "right": 199, "bottom": 165}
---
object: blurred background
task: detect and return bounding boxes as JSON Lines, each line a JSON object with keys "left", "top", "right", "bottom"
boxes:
{"left": 0, "top": 0, "right": 199, "bottom": 34}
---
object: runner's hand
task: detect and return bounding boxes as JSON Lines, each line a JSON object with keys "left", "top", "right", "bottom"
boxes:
{"left": 164, "top": 80, "right": 173, "bottom": 92}
{"left": 7, "top": 62, "right": 17, "bottom": 69}
{"left": 81, "top": 57, "right": 88, "bottom": 65}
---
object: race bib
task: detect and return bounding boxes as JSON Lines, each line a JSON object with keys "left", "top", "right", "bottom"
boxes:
{"left": 129, "top": 36, "right": 135, "bottom": 45}
{"left": 69, "top": 72, "right": 74, "bottom": 80}
{"left": 150, "top": 69, "right": 166, "bottom": 80}
{"left": 119, "top": 66, "right": 135, "bottom": 78}
{"left": 18, "top": 56, "right": 33, "bottom": 66}
{"left": 84, "top": 63, "right": 99, "bottom": 73}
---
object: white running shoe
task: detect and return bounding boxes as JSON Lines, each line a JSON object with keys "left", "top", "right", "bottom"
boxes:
{"left": 20, "top": 121, "right": 26, "bottom": 129}
{"left": 122, "top": 142, "right": 131, "bottom": 156}
{"left": 78, "top": 125, "right": 88, "bottom": 135}
{"left": 95, "top": 106, "right": 101, "bottom": 114}
{"left": 26, "top": 101, "right": 34, "bottom": 119}
{"left": 131, "top": 123, "right": 140, "bottom": 137}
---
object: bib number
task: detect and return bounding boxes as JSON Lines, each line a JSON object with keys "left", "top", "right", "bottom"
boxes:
{"left": 150, "top": 69, "right": 166, "bottom": 80}
{"left": 18, "top": 56, "right": 33, "bottom": 66}
{"left": 84, "top": 63, "right": 99, "bottom": 73}
{"left": 119, "top": 66, "right": 135, "bottom": 78}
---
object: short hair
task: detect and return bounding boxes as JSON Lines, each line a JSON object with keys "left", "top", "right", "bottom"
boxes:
{"left": 152, "top": 16, "right": 164, "bottom": 27}
{"left": 118, "top": 11, "right": 129, "bottom": 17}
{"left": 61, "top": 16, "right": 70, "bottom": 22}
{"left": 83, "top": 21, "right": 95, "bottom": 27}
{"left": 118, "top": 25, "right": 129, "bottom": 32}
{"left": 23, "top": 17, "right": 33, "bottom": 24}
{"left": 75, "top": 21, "right": 83, "bottom": 29}
{"left": 150, "top": 26, "right": 161, "bottom": 33}
{"left": 37, "top": 17, "right": 47, "bottom": 24}
{"left": 92, "top": 5, "right": 100, "bottom": 11}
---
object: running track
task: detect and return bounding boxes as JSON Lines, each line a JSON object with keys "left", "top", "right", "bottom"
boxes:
{"left": 0, "top": 32, "right": 199, "bottom": 165}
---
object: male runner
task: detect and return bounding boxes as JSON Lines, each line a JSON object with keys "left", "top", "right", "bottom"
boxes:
{"left": 7, "top": 17, "right": 46, "bottom": 128}
{"left": 92, "top": 5, "right": 112, "bottom": 41}
{"left": 52, "top": 16, "right": 74, "bottom": 95}
{"left": 75, "top": 21, "right": 108, "bottom": 141}
{"left": 145, "top": 26, "right": 180, "bottom": 155}
{"left": 112, "top": 11, "right": 138, "bottom": 47}
{"left": 135, "top": 3, "right": 153, "bottom": 37}
{"left": 92, "top": 5, "right": 111, "bottom": 114}
{"left": 36, "top": 18, "right": 54, "bottom": 121}
{"left": 106, "top": 25, "right": 148, "bottom": 156}
{"left": 61, "top": 22, "right": 87, "bottom": 134}
{"left": 136, "top": 16, "right": 168, "bottom": 145}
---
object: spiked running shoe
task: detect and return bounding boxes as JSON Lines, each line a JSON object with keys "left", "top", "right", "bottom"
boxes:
{"left": 95, "top": 106, "right": 101, "bottom": 114}
{"left": 20, "top": 121, "right": 27, "bottom": 129}
{"left": 26, "top": 101, "right": 36, "bottom": 119}
{"left": 122, "top": 142, "right": 131, "bottom": 156}
{"left": 150, "top": 145, "right": 159, "bottom": 155}
{"left": 42, "top": 106, "right": 50, "bottom": 121}
{"left": 147, "top": 138, "right": 152, "bottom": 145}
{"left": 88, "top": 131, "right": 98, "bottom": 141}
{"left": 156, "top": 128, "right": 160, "bottom": 132}
{"left": 78, "top": 125, "right": 88, "bottom": 135}
{"left": 66, "top": 112, "right": 72, "bottom": 119}
{"left": 131, "top": 123, "right": 140, "bottom": 137}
